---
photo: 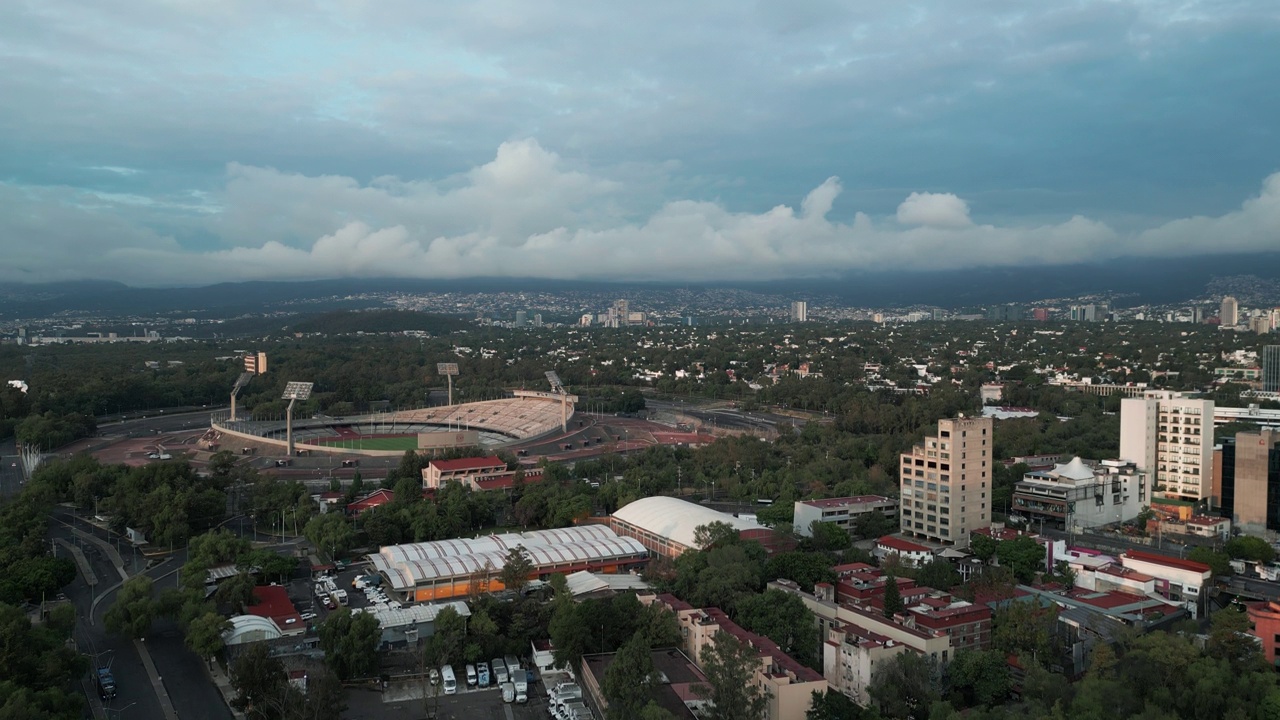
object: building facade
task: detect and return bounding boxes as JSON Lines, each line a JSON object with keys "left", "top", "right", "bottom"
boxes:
{"left": 1265, "top": 346, "right": 1280, "bottom": 393}
{"left": 790, "top": 301, "right": 808, "bottom": 323}
{"left": 1119, "top": 392, "right": 1214, "bottom": 502}
{"left": 1247, "top": 601, "right": 1280, "bottom": 668}
{"left": 899, "top": 416, "right": 993, "bottom": 544}
{"left": 1012, "top": 458, "right": 1147, "bottom": 531}
{"left": 1217, "top": 429, "right": 1280, "bottom": 537}
{"left": 1221, "top": 296, "right": 1239, "bottom": 327}
{"left": 793, "top": 496, "right": 898, "bottom": 538}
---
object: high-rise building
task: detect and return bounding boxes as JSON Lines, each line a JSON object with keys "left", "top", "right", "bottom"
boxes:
{"left": 987, "top": 304, "right": 1024, "bottom": 322}
{"left": 1119, "top": 392, "right": 1214, "bottom": 502}
{"left": 790, "top": 301, "right": 808, "bottom": 323}
{"left": 1221, "top": 296, "right": 1239, "bottom": 327}
{"left": 515, "top": 310, "right": 528, "bottom": 328}
{"left": 899, "top": 416, "right": 993, "bottom": 545}
{"left": 1264, "top": 346, "right": 1280, "bottom": 392}
{"left": 1069, "top": 303, "right": 1108, "bottom": 322}
{"left": 1217, "top": 430, "right": 1280, "bottom": 536}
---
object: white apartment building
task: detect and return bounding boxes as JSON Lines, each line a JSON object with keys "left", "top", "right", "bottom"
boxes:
{"left": 1119, "top": 392, "right": 1213, "bottom": 502}
{"left": 900, "top": 416, "right": 993, "bottom": 545}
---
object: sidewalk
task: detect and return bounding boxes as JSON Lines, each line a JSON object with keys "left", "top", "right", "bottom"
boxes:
{"left": 207, "top": 660, "right": 246, "bottom": 719}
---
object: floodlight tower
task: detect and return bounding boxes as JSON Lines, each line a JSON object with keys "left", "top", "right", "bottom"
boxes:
{"left": 437, "top": 362, "right": 460, "bottom": 406}
{"left": 229, "top": 372, "right": 254, "bottom": 422}
{"left": 545, "top": 371, "right": 571, "bottom": 433}
{"left": 281, "top": 382, "right": 314, "bottom": 457}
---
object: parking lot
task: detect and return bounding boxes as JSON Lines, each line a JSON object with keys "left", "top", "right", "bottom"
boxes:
{"left": 344, "top": 674, "right": 554, "bottom": 720}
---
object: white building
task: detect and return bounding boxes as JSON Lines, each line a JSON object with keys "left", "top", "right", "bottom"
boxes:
{"left": 1119, "top": 392, "right": 1213, "bottom": 502}
{"left": 1119, "top": 550, "right": 1213, "bottom": 615}
{"left": 793, "top": 496, "right": 898, "bottom": 538}
{"left": 1012, "top": 458, "right": 1148, "bottom": 531}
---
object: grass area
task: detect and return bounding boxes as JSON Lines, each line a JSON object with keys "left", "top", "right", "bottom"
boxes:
{"left": 317, "top": 436, "right": 420, "bottom": 451}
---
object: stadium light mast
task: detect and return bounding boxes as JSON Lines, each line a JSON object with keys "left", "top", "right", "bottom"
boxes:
{"left": 281, "top": 382, "right": 314, "bottom": 457}
{"left": 545, "top": 371, "right": 570, "bottom": 433}
{"left": 437, "top": 362, "right": 459, "bottom": 406}
{"left": 229, "top": 371, "right": 254, "bottom": 422}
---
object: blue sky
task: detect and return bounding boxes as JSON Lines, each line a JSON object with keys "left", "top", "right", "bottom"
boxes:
{"left": 2, "top": 1, "right": 1279, "bottom": 285}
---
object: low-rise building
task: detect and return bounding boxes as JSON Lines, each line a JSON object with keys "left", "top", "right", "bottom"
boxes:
{"left": 1247, "top": 601, "right": 1280, "bottom": 668}
{"left": 793, "top": 496, "right": 898, "bottom": 538}
{"left": 1119, "top": 550, "right": 1212, "bottom": 614}
{"left": 875, "top": 536, "right": 934, "bottom": 567}
{"left": 823, "top": 622, "right": 910, "bottom": 705}
{"left": 245, "top": 585, "right": 305, "bottom": 637}
{"left": 421, "top": 456, "right": 515, "bottom": 490}
{"left": 354, "top": 600, "right": 470, "bottom": 647}
{"left": 581, "top": 647, "right": 707, "bottom": 719}
{"left": 642, "top": 593, "right": 827, "bottom": 720}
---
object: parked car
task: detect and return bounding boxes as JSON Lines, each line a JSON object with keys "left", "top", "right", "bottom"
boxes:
{"left": 501, "top": 682, "right": 515, "bottom": 703}
{"left": 476, "top": 661, "right": 490, "bottom": 688}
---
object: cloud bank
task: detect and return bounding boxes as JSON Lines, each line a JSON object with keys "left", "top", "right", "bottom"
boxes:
{"left": 3, "top": 140, "right": 1278, "bottom": 286}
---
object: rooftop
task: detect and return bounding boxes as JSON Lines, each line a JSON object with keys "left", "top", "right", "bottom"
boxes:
{"left": 799, "top": 495, "right": 895, "bottom": 509}
{"left": 428, "top": 456, "right": 508, "bottom": 472}
{"left": 1121, "top": 550, "right": 1212, "bottom": 575}
{"left": 877, "top": 536, "right": 933, "bottom": 553}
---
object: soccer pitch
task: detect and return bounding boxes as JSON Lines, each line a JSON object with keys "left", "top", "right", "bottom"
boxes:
{"left": 318, "top": 436, "right": 419, "bottom": 451}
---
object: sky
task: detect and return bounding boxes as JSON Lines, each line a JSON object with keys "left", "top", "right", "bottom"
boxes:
{"left": 2, "top": 0, "right": 1279, "bottom": 286}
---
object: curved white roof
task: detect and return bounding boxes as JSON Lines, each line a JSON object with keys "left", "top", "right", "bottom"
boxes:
{"left": 611, "top": 496, "right": 763, "bottom": 549}
{"left": 371, "top": 525, "right": 647, "bottom": 591}
{"left": 1053, "top": 457, "right": 1095, "bottom": 481}
{"left": 222, "top": 614, "right": 282, "bottom": 645}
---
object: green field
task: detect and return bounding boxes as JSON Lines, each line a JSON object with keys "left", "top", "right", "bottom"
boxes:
{"left": 317, "top": 436, "right": 419, "bottom": 451}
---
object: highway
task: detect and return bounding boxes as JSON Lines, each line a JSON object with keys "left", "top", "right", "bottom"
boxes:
{"left": 51, "top": 509, "right": 232, "bottom": 720}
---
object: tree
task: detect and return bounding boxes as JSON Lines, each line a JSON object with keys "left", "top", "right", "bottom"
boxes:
{"left": 299, "top": 668, "right": 348, "bottom": 720}
{"left": 499, "top": 545, "right": 534, "bottom": 593}
{"left": 807, "top": 689, "right": 867, "bottom": 720}
{"left": 304, "top": 512, "right": 356, "bottom": 560}
{"left": 229, "top": 643, "right": 299, "bottom": 720}
{"left": 915, "top": 559, "right": 960, "bottom": 592}
{"left": 883, "top": 573, "right": 904, "bottom": 618}
{"left": 948, "top": 649, "right": 1010, "bottom": 707}
{"left": 969, "top": 534, "right": 998, "bottom": 564}
{"left": 425, "top": 605, "right": 466, "bottom": 666}
{"left": 104, "top": 575, "right": 156, "bottom": 638}
{"left": 1226, "top": 536, "right": 1275, "bottom": 564}
{"left": 735, "top": 589, "right": 821, "bottom": 669}
{"left": 318, "top": 608, "right": 381, "bottom": 680}
{"left": 694, "top": 521, "right": 740, "bottom": 550}
{"left": 186, "top": 611, "right": 231, "bottom": 667}
{"left": 1189, "top": 546, "right": 1232, "bottom": 577}
{"left": 765, "top": 552, "right": 838, "bottom": 593}
{"left": 868, "top": 651, "right": 937, "bottom": 720}
{"left": 696, "top": 631, "right": 767, "bottom": 720}
{"left": 215, "top": 571, "right": 260, "bottom": 613}
{"left": 992, "top": 600, "right": 1058, "bottom": 663}
{"left": 853, "top": 511, "right": 897, "bottom": 540}
{"left": 603, "top": 632, "right": 659, "bottom": 720}
{"left": 809, "top": 521, "right": 853, "bottom": 552}
{"left": 994, "top": 535, "right": 1046, "bottom": 584}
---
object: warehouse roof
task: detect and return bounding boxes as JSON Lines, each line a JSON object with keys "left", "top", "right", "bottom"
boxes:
{"left": 611, "top": 496, "right": 763, "bottom": 550}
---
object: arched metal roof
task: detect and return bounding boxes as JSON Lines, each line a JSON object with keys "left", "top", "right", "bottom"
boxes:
{"left": 611, "top": 496, "right": 763, "bottom": 549}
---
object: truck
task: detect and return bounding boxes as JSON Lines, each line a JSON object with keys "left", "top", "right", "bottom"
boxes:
{"left": 96, "top": 667, "right": 117, "bottom": 700}
{"left": 513, "top": 669, "right": 528, "bottom": 703}
{"left": 330, "top": 588, "right": 348, "bottom": 606}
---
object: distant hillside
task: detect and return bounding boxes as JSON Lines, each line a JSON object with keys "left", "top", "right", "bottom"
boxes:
{"left": 2, "top": 250, "right": 1279, "bottom": 316}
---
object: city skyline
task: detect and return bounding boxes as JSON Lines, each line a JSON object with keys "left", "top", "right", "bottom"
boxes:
{"left": 3, "top": 2, "right": 1279, "bottom": 285}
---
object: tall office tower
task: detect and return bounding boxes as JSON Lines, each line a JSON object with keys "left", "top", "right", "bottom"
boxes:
{"left": 1119, "top": 392, "right": 1214, "bottom": 502}
{"left": 899, "top": 416, "right": 993, "bottom": 544}
{"left": 790, "top": 301, "right": 808, "bottom": 323}
{"left": 1221, "top": 296, "right": 1239, "bottom": 327}
{"left": 1218, "top": 430, "right": 1280, "bottom": 536}
{"left": 515, "top": 310, "right": 528, "bottom": 328}
{"left": 1264, "top": 346, "right": 1280, "bottom": 392}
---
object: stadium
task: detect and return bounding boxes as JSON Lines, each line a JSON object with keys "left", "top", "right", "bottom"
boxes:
{"left": 369, "top": 525, "right": 649, "bottom": 602}
{"left": 209, "top": 391, "right": 575, "bottom": 458}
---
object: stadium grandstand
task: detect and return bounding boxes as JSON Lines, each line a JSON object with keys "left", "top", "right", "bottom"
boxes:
{"left": 210, "top": 395, "right": 573, "bottom": 457}
{"left": 369, "top": 525, "right": 648, "bottom": 602}
{"left": 609, "top": 496, "right": 776, "bottom": 559}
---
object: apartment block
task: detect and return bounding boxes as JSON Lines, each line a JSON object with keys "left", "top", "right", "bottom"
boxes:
{"left": 1119, "top": 392, "right": 1213, "bottom": 502}
{"left": 641, "top": 593, "right": 826, "bottom": 720}
{"left": 900, "top": 416, "right": 993, "bottom": 544}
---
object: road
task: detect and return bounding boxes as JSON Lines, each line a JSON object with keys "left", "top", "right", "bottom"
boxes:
{"left": 645, "top": 398, "right": 803, "bottom": 434}
{"left": 51, "top": 509, "right": 232, "bottom": 720}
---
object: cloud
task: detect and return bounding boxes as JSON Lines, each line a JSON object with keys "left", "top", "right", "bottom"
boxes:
{"left": 896, "top": 192, "right": 972, "bottom": 228}
{"left": 2, "top": 140, "right": 1277, "bottom": 286}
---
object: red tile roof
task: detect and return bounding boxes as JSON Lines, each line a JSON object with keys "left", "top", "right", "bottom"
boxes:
{"left": 246, "top": 585, "right": 302, "bottom": 629}
{"left": 1122, "top": 550, "right": 1212, "bottom": 575}
{"left": 877, "top": 536, "right": 933, "bottom": 553}
{"left": 429, "top": 456, "right": 507, "bottom": 472}
{"left": 347, "top": 488, "right": 395, "bottom": 514}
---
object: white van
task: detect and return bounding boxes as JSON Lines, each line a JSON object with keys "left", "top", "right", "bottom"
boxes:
{"left": 465, "top": 664, "right": 477, "bottom": 687}
{"left": 441, "top": 665, "right": 457, "bottom": 695}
